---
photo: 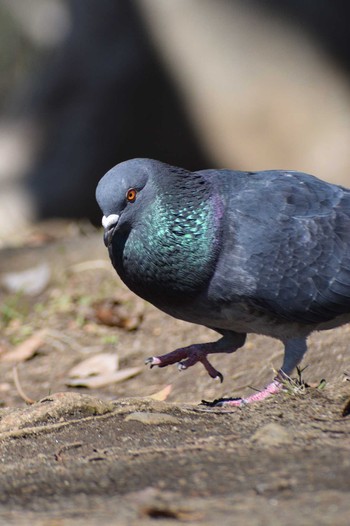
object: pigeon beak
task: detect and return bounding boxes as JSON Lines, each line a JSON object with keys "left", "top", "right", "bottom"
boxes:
{"left": 102, "top": 214, "right": 120, "bottom": 247}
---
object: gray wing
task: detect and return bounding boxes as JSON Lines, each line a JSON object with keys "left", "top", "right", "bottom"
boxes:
{"left": 210, "top": 169, "right": 350, "bottom": 324}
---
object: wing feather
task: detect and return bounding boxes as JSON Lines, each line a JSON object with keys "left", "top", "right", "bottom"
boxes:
{"left": 210, "top": 169, "right": 350, "bottom": 325}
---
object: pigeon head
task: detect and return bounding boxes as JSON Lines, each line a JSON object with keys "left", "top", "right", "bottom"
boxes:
{"left": 96, "top": 158, "right": 222, "bottom": 302}
{"left": 96, "top": 158, "right": 156, "bottom": 246}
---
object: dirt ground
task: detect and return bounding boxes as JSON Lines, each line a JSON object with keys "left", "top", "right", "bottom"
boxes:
{"left": 0, "top": 222, "right": 349, "bottom": 525}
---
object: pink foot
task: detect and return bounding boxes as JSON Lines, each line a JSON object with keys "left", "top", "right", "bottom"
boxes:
{"left": 202, "top": 380, "right": 282, "bottom": 407}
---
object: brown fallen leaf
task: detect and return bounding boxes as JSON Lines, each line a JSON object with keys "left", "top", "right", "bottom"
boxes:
{"left": 67, "top": 352, "right": 142, "bottom": 388}
{"left": 66, "top": 367, "right": 142, "bottom": 388}
{"left": 93, "top": 299, "right": 143, "bottom": 330}
{"left": 149, "top": 385, "right": 172, "bottom": 401}
{"left": 1, "top": 331, "right": 46, "bottom": 363}
{"left": 68, "top": 352, "right": 119, "bottom": 379}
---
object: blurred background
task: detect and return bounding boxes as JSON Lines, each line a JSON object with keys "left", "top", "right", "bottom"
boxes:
{"left": 0, "top": 0, "right": 350, "bottom": 416}
{"left": 1, "top": 0, "right": 350, "bottom": 241}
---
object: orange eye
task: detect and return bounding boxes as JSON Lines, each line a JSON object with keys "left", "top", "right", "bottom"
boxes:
{"left": 126, "top": 188, "right": 137, "bottom": 202}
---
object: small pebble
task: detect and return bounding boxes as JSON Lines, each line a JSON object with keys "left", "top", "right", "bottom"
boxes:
{"left": 251, "top": 422, "right": 293, "bottom": 446}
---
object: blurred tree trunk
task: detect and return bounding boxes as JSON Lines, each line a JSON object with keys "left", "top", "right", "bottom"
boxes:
{"left": 23, "top": 0, "right": 212, "bottom": 222}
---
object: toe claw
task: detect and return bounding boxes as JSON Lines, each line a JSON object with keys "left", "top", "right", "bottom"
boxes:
{"left": 201, "top": 397, "right": 243, "bottom": 408}
{"left": 216, "top": 371, "right": 224, "bottom": 383}
{"left": 145, "top": 356, "right": 161, "bottom": 367}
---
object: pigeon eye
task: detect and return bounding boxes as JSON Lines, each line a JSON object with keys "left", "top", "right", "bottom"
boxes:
{"left": 126, "top": 188, "right": 137, "bottom": 203}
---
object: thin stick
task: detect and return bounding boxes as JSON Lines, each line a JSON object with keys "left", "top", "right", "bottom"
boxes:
{"left": 13, "top": 365, "right": 36, "bottom": 405}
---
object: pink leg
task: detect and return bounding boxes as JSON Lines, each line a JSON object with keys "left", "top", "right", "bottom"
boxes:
{"left": 213, "top": 379, "right": 282, "bottom": 407}
{"left": 203, "top": 337, "right": 308, "bottom": 407}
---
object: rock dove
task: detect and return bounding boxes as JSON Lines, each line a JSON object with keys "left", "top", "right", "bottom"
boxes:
{"left": 96, "top": 158, "right": 350, "bottom": 405}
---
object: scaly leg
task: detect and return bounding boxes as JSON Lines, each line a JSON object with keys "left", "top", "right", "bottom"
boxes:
{"left": 145, "top": 331, "right": 246, "bottom": 382}
{"left": 212, "top": 337, "right": 308, "bottom": 406}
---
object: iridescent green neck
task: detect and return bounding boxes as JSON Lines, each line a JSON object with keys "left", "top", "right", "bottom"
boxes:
{"left": 119, "top": 174, "right": 222, "bottom": 300}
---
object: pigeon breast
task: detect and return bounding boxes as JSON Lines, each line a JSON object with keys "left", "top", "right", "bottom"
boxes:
{"left": 111, "top": 168, "right": 223, "bottom": 305}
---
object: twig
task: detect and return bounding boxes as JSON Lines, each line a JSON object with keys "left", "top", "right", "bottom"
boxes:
{"left": 0, "top": 410, "right": 116, "bottom": 442}
{"left": 12, "top": 365, "right": 36, "bottom": 405}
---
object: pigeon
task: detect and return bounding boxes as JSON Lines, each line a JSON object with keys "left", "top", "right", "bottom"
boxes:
{"left": 96, "top": 158, "right": 350, "bottom": 406}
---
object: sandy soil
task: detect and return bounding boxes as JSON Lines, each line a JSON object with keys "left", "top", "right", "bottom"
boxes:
{"left": 0, "top": 223, "right": 349, "bottom": 525}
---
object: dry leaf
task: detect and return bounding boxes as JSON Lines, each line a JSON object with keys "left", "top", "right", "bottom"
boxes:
{"left": 66, "top": 366, "right": 142, "bottom": 388}
{"left": 93, "top": 299, "right": 143, "bottom": 330}
{"left": 1, "top": 331, "right": 46, "bottom": 363}
{"left": 68, "top": 352, "right": 119, "bottom": 379}
{"left": 66, "top": 352, "right": 142, "bottom": 388}
{"left": 149, "top": 385, "right": 172, "bottom": 401}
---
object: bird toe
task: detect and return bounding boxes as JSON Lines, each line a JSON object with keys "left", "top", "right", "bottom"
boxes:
{"left": 145, "top": 356, "right": 161, "bottom": 368}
